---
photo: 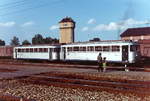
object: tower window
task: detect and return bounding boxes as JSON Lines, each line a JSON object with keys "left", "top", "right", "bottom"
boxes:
{"left": 63, "top": 24, "right": 67, "bottom": 26}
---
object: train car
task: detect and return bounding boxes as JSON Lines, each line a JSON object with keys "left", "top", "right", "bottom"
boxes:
{"left": 14, "top": 45, "right": 60, "bottom": 60}
{"left": 0, "top": 46, "right": 13, "bottom": 59}
{"left": 60, "top": 40, "right": 140, "bottom": 64}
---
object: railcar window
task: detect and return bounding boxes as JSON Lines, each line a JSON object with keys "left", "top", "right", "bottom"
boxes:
{"left": 44, "top": 48, "right": 48, "bottom": 52}
{"left": 87, "top": 46, "right": 94, "bottom": 51}
{"left": 73, "top": 47, "right": 79, "bottom": 51}
{"left": 67, "top": 47, "right": 73, "bottom": 52}
{"left": 22, "top": 49, "right": 25, "bottom": 52}
{"left": 112, "top": 46, "right": 120, "bottom": 52}
{"left": 54, "top": 48, "right": 60, "bottom": 52}
{"left": 95, "top": 46, "right": 102, "bottom": 51}
{"left": 18, "top": 49, "right": 21, "bottom": 52}
{"left": 20, "top": 49, "right": 22, "bottom": 52}
{"left": 38, "top": 48, "right": 42, "bottom": 52}
{"left": 79, "top": 47, "right": 86, "bottom": 51}
{"left": 34, "top": 48, "right": 38, "bottom": 52}
{"left": 25, "top": 48, "right": 29, "bottom": 52}
{"left": 103, "top": 46, "right": 110, "bottom": 52}
{"left": 30, "top": 48, "right": 33, "bottom": 52}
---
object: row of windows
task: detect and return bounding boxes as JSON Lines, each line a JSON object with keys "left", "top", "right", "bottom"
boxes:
{"left": 66, "top": 46, "right": 120, "bottom": 52}
{"left": 16, "top": 48, "right": 60, "bottom": 53}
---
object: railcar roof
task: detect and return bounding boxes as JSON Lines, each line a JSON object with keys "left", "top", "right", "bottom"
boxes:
{"left": 15, "top": 44, "right": 61, "bottom": 48}
{"left": 63, "top": 40, "right": 137, "bottom": 46}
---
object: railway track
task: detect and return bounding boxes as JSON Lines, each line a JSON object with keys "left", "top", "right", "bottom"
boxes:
{"left": 0, "top": 60, "right": 147, "bottom": 72}
{"left": 0, "top": 94, "right": 35, "bottom": 101}
{"left": 18, "top": 72, "right": 150, "bottom": 97}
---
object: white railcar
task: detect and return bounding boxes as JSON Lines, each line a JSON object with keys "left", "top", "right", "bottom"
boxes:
{"left": 60, "top": 40, "right": 140, "bottom": 63}
{"left": 14, "top": 45, "right": 60, "bottom": 60}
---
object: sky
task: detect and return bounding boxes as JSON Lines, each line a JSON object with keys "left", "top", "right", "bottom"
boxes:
{"left": 0, "top": 0, "right": 150, "bottom": 45}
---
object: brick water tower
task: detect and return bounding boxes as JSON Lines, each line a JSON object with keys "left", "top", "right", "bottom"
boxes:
{"left": 59, "top": 17, "right": 75, "bottom": 43}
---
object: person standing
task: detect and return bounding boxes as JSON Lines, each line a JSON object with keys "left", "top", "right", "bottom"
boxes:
{"left": 102, "top": 57, "right": 107, "bottom": 72}
{"left": 97, "top": 53, "right": 102, "bottom": 72}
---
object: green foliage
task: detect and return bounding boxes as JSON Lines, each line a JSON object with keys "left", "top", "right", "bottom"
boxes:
{"left": 89, "top": 38, "right": 101, "bottom": 42}
{"left": 32, "top": 34, "right": 59, "bottom": 45}
{"left": 10, "top": 36, "right": 20, "bottom": 46}
{"left": 22, "top": 40, "right": 31, "bottom": 45}
{"left": 32, "top": 34, "right": 44, "bottom": 45}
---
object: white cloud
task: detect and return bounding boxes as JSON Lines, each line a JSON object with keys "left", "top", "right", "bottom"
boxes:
{"left": 21, "top": 21, "right": 34, "bottom": 27}
{"left": 82, "top": 27, "right": 89, "bottom": 31}
{"left": 87, "top": 18, "right": 96, "bottom": 24}
{"left": 94, "top": 22, "right": 120, "bottom": 31}
{"left": 0, "top": 21, "right": 15, "bottom": 27}
{"left": 49, "top": 25, "right": 59, "bottom": 30}
{"left": 93, "top": 18, "right": 150, "bottom": 31}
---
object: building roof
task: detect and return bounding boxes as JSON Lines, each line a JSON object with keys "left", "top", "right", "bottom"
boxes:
{"left": 120, "top": 27, "right": 150, "bottom": 37}
{"left": 59, "top": 17, "right": 75, "bottom": 23}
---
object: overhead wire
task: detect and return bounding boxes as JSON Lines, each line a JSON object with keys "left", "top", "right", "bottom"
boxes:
{"left": 0, "top": 0, "right": 41, "bottom": 10}
{"left": 0, "top": 0, "right": 65, "bottom": 17}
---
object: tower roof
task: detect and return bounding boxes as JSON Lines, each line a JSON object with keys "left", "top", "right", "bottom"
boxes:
{"left": 59, "top": 17, "right": 75, "bottom": 23}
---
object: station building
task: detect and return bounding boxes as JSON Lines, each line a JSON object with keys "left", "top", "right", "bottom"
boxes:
{"left": 120, "top": 27, "right": 150, "bottom": 41}
{"left": 120, "top": 27, "right": 150, "bottom": 58}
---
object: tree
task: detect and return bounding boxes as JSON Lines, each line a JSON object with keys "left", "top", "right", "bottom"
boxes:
{"left": 44, "top": 37, "right": 59, "bottom": 44}
{"left": 89, "top": 38, "right": 101, "bottom": 42}
{"left": 22, "top": 40, "right": 31, "bottom": 45}
{"left": 32, "top": 34, "right": 44, "bottom": 45}
{"left": 0, "top": 39, "right": 5, "bottom": 46}
{"left": 10, "top": 36, "right": 20, "bottom": 46}
{"left": 44, "top": 37, "right": 53, "bottom": 44}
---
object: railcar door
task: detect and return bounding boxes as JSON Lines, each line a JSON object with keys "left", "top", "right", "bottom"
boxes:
{"left": 49, "top": 48, "right": 52, "bottom": 60}
{"left": 122, "top": 45, "right": 129, "bottom": 62}
{"left": 15, "top": 48, "right": 17, "bottom": 59}
{"left": 62, "top": 47, "right": 66, "bottom": 60}
{"left": 56, "top": 48, "right": 60, "bottom": 60}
